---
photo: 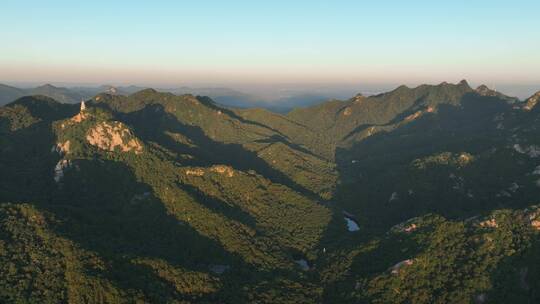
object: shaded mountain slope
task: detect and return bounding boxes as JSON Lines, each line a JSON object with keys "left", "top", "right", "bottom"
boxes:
{"left": 0, "top": 95, "right": 333, "bottom": 302}
{"left": 334, "top": 92, "right": 540, "bottom": 230}
{"left": 286, "top": 80, "right": 475, "bottom": 157}
{"left": 90, "top": 90, "right": 338, "bottom": 198}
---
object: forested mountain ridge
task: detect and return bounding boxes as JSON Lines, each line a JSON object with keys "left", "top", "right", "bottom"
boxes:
{"left": 1, "top": 81, "right": 540, "bottom": 303}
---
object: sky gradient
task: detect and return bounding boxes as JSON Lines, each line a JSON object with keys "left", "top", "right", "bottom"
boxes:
{"left": 1, "top": 0, "right": 539, "bottom": 88}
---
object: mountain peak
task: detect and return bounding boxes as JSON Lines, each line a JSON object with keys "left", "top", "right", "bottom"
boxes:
{"left": 131, "top": 88, "right": 158, "bottom": 97}
{"left": 476, "top": 84, "right": 494, "bottom": 95}
{"left": 137, "top": 88, "right": 157, "bottom": 94}
{"left": 474, "top": 84, "right": 520, "bottom": 104}
{"left": 38, "top": 83, "right": 58, "bottom": 89}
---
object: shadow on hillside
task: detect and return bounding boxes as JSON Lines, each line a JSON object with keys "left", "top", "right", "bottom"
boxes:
{"left": 120, "top": 103, "right": 317, "bottom": 197}
{"left": 0, "top": 114, "right": 262, "bottom": 302}
{"left": 329, "top": 92, "right": 531, "bottom": 233}
{"left": 0, "top": 115, "right": 10, "bottom": 132}
{"left": 0, "top": 96, "right": 78, "bottom": 202}
{"left": 342, "top": 98, "right": 432, "bottom": 141}
{"left": 254, "top": 134, "right": 325, "bottom": 160}
{"left": 10, "top": 95, "right": 79, "bottom": 121}
{"left": 317, "top": 93, "right": 534, "bottom": 300}
{"left": 179, "top": 181, "right": 258, "bottom": 229}
{"left": 487, "top": 239, "right": 540, "bottom": 302}
{"left": 51, "top": 159, "right": 262, "bottom": 300}
{"left": 196, "top": 95, "right": 294, "bottom": 138}
{"left": 2, "top": 97, "right": 343, "bottom": 302}
{"left": 48, "top": 158, "right": 318, "bottom": 302}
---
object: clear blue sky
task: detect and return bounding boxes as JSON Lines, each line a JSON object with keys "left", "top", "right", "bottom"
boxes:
{"left": 1, "top": 0, "right": 539, "bottom": 87}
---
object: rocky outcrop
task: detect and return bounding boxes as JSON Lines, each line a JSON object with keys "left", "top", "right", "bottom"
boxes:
{"left": 210, "top": 165, "right": 234, "bottom": 177}
{"left": 404, "top": 224, "right": 418, "bottom": 233}
{"left": 523, "top": 91, "right": 540, "bottom": 111}
{"left": 183, "top": 165, "right": 236, "bottom": 178}
{"left": 185, "top": 168, "right": 205, "bottom": 176}
{"left": 366, "top": 126, "right": 376, "bottom": 137}
{"left": 476, "top": 85, "right": 495, "bottom": 96}
{"left": 405, "top": 110, "right": 422, "bottom": 121}
{"left": 413, "top": 152, "right": 474, "bottom": 169}
{"left": 51, "top": 141, "right": 71, "bottom": 155}
{"left": 184, "top": 166, "right": 235, "bottom": 177}
{"left": 479, "top": 218, "right": 498, "bottom": 228}
{"left": 526, "top": 207, "right": 540, "bottom": 230}
{"left": 390, "top": 259, "right": 414, "bottom": 275}
{"left": 391, "top": 217, "right": 420, "bottom": 234}
{"left": 86, "top": 122, "right": 143, "bottom": 154}
{"left": 58, "top": 102, "right": 89, "bottom": 129}
{"left": 476, "top": 85, "right": 519, "bottom": 103}
{"left": 53, "top": 159, "right": 71, "bottom": 183}
{"left": 70, "top": 111, "right": 88, "bottom": 123}
{"left": 513, "top": 144, "right": 540, "bottom": 158}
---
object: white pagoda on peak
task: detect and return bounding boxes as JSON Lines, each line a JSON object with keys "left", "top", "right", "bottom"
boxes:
{"left": 80, "top": 100, "right": 86, "bottom": 112}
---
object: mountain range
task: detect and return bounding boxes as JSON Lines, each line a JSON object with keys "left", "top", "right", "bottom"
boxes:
{"left": 0, "top": 83, "right": 344, "bottom": 113}
{"left": 1, "top": 80, "right": 540, "bottom": 303}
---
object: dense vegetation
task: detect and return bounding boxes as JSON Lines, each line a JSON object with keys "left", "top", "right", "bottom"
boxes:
{"left": 1, "top": 81, "right": 539, "bottom": 303}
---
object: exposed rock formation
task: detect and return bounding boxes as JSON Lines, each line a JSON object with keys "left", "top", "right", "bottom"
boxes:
{"left": 69, "top": 112, "right": 87, "bottom": 124}
{"left": 391, "top": 217, "right": 420, "bottom": 233}
{"left": 210, "top": 165, "right": 234, "bottom": 177}
{"left": 86, "top": 122, "right": 143, "bottom": 154}
{"left": 53, "top": 159, "right": 71, "bottom": 183}
{"left": 404, "top": 223, "right": 418, "bottom": 233}
{"left": 185, "top": 166, "right": 235, "bottom": 177}
{"left": 524, "top": 91, "right": 540, "bottom": 111}
{"left": 479, "top": 218, "right": 498, "bottom": 228}
{"left": 70, "top": 102, "right": 88, "bottom": 123}
{"left": 476, "top": 85, "right": 494, "bottom": 96}
{"left": 513, "top": 144, "right": 540, "bottom": 158}
{"left": 185, "top": 168, "right": 205, "bottom": 176}
{"left": 51, "top": 140, "right": 71, "bottom": 155}
{"left": 390, "top": 259, "right": 414, "bottom": 275}
{"left": 405, "top": 110, "right": 422, "bottom": 121}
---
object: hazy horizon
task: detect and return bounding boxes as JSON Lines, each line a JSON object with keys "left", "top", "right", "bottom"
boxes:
{"left": 1, "top": 1, "right": 539, "bottom": 93}
{"left": 1, "top": 79, "right": 539, "bottom": 101}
